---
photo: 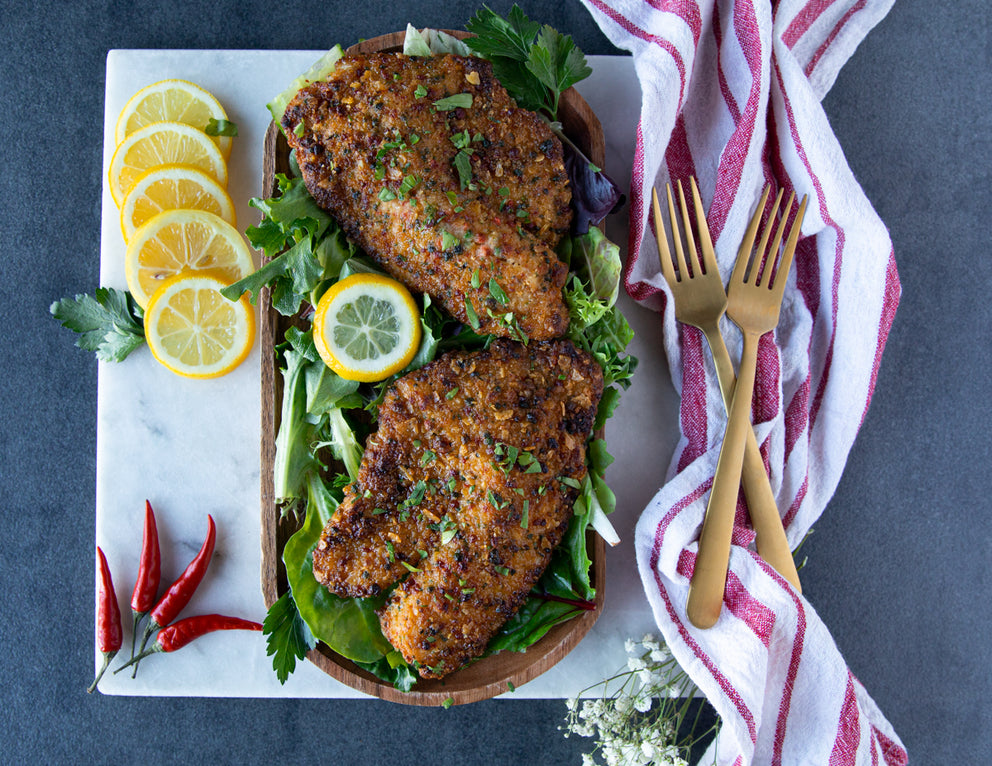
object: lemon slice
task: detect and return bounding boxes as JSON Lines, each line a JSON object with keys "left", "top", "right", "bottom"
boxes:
{"left": 144, "top": 272, "right": 255, "bottom": 378}
{"left": 108, "top": 121, "right": 227, "bottom": 207}
{"left": 116, "top": 79, "right": 233, "bottom": 159}
{"left": 125, "top": 209, "right": 254, "bottom": 308}
{"left": 120, "top": 164, "right": 236, "bottom": 242}
{"left": 313, "top": 273, "right": 422, "bottom": 382}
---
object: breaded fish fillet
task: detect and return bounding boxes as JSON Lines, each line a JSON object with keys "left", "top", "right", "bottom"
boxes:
{"left": 282, "top": 52, "right": 572, "bottom": 340}
{"left": 312, "top": 339, "right": 603, "bottom": 678}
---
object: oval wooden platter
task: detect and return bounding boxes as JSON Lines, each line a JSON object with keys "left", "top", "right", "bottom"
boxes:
{"left": 259, "top": 30, "right": 607, "bottom": 706}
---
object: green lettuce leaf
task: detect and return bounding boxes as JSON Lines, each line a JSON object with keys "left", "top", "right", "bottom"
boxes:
{"left": 283, "top": 473, "right": 393, "bottom": 664}
{"left": 268, "top": 45, "right": 344, "bottom": 126}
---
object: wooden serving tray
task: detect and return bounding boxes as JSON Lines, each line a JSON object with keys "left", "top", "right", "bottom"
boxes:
{"left": 259, "top": 31, "right": 607, "bottom": 706}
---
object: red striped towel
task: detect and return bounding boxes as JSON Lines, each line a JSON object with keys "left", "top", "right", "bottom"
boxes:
{"left": 578, "top": 1, "right": 907, "bottom": 763}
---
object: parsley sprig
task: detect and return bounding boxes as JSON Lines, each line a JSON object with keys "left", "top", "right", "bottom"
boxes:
{"left": 50, "top": 287, "right": 145, "bottom": 362}
{"left": 262, "top": 591, "right": 316, "bottom": 684}
{"left": 464, "top": 4, "right": 592, "bottom": 120}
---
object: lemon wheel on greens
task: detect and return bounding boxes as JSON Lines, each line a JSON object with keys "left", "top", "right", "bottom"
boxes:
{"left": 120, "top": 164, "right": 236, "bottom": 242}
{"left": 125, "top": 209, "right": 254, "bottom": 308}
{"left": 312, "top": 273, "right": 422, "bottom": 382}
{"left": 144, "top": 272, "right": 255, "bottom": 379}
{"left": 115, "top": 79, "right": 233, "bottom": 159}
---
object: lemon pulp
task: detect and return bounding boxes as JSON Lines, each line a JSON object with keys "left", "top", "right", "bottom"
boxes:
{"left": 313, "top": 274, "right": 422, "bottom": 382}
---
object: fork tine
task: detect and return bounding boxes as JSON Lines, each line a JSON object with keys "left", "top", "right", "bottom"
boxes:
{"left": 731, "top": 185, "right": 771, "bottom": 284}
{"left": 665, "top": 184, "right": 692, "bottom": 281}
{"left": 753, "top": 189, "right": 785, "bottom": 286}
{"left": 689, "top": 177, "right": 718, "bottom": 276}
{"left": 651, "top": 187, "right": 679, "bottom": 287}
{"left": 770, "top": 194, "right": 808, "bottom": 295}
{"left": 675, "top": 180, "right": 703, "bottom": 279}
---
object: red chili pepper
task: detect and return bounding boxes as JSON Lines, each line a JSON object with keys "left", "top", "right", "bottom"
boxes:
{"left": 135, "top": 514, "right": 216, "bottom": 667}
{"left": 129, "top": 500, "right": 160, "bottom": 662}
{"left": 88, "top": 547, "right": 122, "bottom": 693}
{"left": 116, "top": 614, "right": 262, "bottom": 671}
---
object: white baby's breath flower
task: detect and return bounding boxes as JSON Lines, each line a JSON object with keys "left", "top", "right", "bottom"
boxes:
{"left": 613, "top": 694, "right": 634, "bottom": 716}
{"left": 620, "top": 742, "right": 647, "bottom": 765}
{"left": 563, "top": 633, "right": 719, "bottom": 765}
{"left": 650, "top": 645, "right": 672, "bottom": 663}
{"left": 627, "top": 655, "right": 647, "bottom": 673}
{"left": 633, "top": 692, "right": 654, "bottom": 713}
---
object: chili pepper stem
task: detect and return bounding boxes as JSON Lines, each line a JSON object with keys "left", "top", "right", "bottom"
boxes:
{"left": 130, "top": 610, "right": 147, "bottom": 660}
{"left": 131, "top": 619, "right": 160, "bottom": 678}
{"left": 114, "top": 645, "right": 162, "bottom": 674}
{"left": 88, "top": 649, "right": 118, "bottom": 693}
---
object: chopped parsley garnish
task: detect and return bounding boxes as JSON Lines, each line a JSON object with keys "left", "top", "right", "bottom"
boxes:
{"left": 488, "top": 278, "right": 509, "bottom": 305}
{"left": 450, "top": 130, "right": 473, "bottom": 150}
{"left": 445, "top": 387, "right": 460, "bottom": 400}
{"left": 399, "top": 480, "right": 428, "bottom": 511}
{"left": 398, "top": 174, "right": 420, "bottom": 198}
{"left": 438, "top": 516, "right": 459, "bottom": 545}
{"left": 433, "top": 93, "right": 473, "bottom": 111}
{"left": 440, "top": 230, "right": 459, "bottom": 251}
{"left": 487, "top": 490, "right": 510, "bottom": 510}
{"left": 464, "top": 297, "right": 480, "bottom": 331}
{"left": 205, "top": 118, "right": 238, "bottom": 137}
{"left": 453, "top": 149, "right": 473, "bottom": 190}
{"left": 414, "top": 85, "right": 428, "bottom": 98}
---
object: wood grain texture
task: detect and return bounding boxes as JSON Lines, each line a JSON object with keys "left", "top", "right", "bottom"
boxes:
{"left": 260, "top": 30, "right": 607, "bottom": 706}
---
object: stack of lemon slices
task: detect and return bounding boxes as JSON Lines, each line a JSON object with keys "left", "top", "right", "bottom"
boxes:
{"left": 109, "top": 79, "right": 255, "bottom": 379}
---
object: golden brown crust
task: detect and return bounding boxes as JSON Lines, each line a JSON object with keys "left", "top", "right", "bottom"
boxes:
{"left": 282, "top": 52, "right": 572, "bottom": 340}
{"left": 311, "top": 339, "right": 603, "bottom": 677}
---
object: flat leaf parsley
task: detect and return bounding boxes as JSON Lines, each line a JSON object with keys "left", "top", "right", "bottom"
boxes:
{"left": 50, "top": 287, "right": 145, "bottom": 362}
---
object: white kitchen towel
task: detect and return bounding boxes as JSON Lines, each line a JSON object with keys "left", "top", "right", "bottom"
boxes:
{"left": 577, "top": 1, "right": 907, "bottom": 763}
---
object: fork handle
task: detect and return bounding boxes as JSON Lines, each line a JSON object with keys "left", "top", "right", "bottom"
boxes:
{"left": 702, "top": 325, "right": 802, "bottom": 593}
{"left": 687, "top": 331, "right": 760, "bottom": 629}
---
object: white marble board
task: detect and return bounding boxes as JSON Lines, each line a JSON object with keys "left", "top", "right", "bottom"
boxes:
{"left": 95, "top": 50, "right": 680, "bottom": 698}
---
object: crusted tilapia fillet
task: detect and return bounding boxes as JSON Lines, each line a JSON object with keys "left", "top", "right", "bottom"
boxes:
{"left": 282, "top": 51, "right": 572, "bottom": 340}
{"left": 311, "top": 339, "right": 603, "bottom": 678}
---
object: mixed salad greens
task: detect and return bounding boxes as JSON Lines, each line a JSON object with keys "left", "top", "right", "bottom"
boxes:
{"left": 228, "top": 6, "right": 636, "bottom": 689}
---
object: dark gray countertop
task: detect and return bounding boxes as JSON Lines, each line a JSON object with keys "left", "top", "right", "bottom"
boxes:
{"left": 2, "top": 0, "right": 988, "bottom": 762}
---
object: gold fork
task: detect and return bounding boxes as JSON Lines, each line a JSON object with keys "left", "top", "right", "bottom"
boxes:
{"left": 683, "top": 185, "right": 807, "bottom": 629}
{"left": 651, "top": 180, "right": 802, "bottom": 595}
